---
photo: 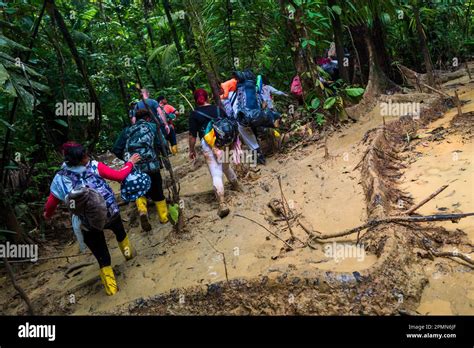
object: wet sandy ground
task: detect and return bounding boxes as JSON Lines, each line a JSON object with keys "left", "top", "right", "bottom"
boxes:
{"left": 0, "top": 77, "right": 472, "bottom": 315}
{"left": 401, "top": 80, "right": 474, "bottom": 315}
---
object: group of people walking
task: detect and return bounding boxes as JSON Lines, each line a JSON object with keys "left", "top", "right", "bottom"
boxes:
{"left": 43, "top": 70, "right": 288, "bottom": 296}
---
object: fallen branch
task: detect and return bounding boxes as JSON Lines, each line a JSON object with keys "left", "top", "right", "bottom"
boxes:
{"left": 403, "top": 184, "right": 449, "bottom": 215}
{"left": 429, "top": 249, "right": 474, "bottom": 266}
{"left": 235, "top": 213, "right": 294, "bottom": 250}
{"left": 3, "top": 257, "right": 35, "bottom": 315}
{"left": 454, "top": 90, "right": 463, "bottom": 117}
{"left": 65, "top": 261, "right": 94, "bottom": 278}
{"left": 353, "top": 146, "right": 371, "bottom": 171}
{"left": 277, "top": 175, "right": 295, "bottom": 240}
{"left": 419, "top": 81, "right": 451, "bottom": 98}
{"left": 309, "top": 212, "right": 474, "bottom": 243}
{"left": 1, "top": 251, "right": 93, "bottom": 264}
{"left": 200, "top": 234, "right": 229, "bottom": 283}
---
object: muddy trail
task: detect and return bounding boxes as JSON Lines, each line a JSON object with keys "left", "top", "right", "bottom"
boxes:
{"left": 1, "top": 71, "right": 473, "bottom": 316}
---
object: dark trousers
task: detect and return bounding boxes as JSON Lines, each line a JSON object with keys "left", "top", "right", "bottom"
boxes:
{"left": 83, "top": 214, "right": 126, "bottom": 268}
{"left": 160, "top": 125, "right": 177, "bottom": 146}
{"left": 146, "top": 170, "right": 165, "bottom": 202}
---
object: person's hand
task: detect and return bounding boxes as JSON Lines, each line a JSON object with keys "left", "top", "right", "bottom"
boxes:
{"left": 43, "top": 212, "right": 51, "bottom": 221}
{"left": 129, "top": 153, "right": 141, "bottom": 164}
{"left": 165, "top": 124, "right": 170, "bottom": 134}
{"left": 189, "top": 150, "right": 196, "bottom": 161}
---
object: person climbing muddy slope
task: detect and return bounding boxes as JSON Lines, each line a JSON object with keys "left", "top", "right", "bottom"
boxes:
{"left": 157, "top": 96, "right": 180, "bottom": 155}
{"left": 115, "top": 109, "right": 169, "bottom": 231}
{"left": 43, "top": 142, "right": 141, "bottom": 295}
{"left": 189, "top": 88, "right": 244, "bottom": 218}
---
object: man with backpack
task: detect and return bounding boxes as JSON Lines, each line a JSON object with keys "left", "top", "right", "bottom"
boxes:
{"left": 134, "top": 89, "right": 171, "bottom": 137}
{"left": 157, "top": 96, "right": 180, "bottom": 155}
{"left": 189, "top": 89, "right": 243, "bottom": 218}
{"left": 115, "top": 108, "right": 169, "bottom": 232}
{"left": 44, "top": 142, "right": 141, "bottom": 296}
{"left": 224, "top": 70, "right": 281, "bottom": 165}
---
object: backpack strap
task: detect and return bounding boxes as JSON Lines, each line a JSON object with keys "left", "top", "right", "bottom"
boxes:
{"left": 194, "top": 108, "right": 220, "bottom": 121}
{"left": 230, "top": 88, "right": 239, "bottom": 108}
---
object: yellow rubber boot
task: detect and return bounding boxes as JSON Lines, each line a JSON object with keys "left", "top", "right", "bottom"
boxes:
{"left": 99, "top": 266, "right": 118, "bottom": 296}
{"left": 135, "top": 196, "right": 148, "bottom": 214}
{"left": 155, "top": 200, "right": 169, "bottom": 224}
{"left": 118, "top": 235, "right": 136, "bottom": 261}
{"left": 136, "top": 196, "right": 151, "bottom": 232}
{"left": 171, "top": 145, "right": 178, "bottom": 155}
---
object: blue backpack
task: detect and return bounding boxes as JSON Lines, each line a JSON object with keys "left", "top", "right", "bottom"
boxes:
{"left": 60, "top": 161, "right": 119, "bottom": 230}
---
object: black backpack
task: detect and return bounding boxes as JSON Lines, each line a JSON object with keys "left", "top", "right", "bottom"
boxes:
{"left": 194, "top": 107, "right": 238, "bottom": 148}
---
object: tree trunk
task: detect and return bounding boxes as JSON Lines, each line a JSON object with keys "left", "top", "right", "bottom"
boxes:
{"left": 328, "top": 0, "right": 349, "bottom": 82}
{"left": 98, "top": 0, "right": 130, "bottom": 116}
{"left": 371, "top": 15, "right": 392, "bottom": 79}
{"left": 413, "top": 5, "right": 434, "bottom": 87}
{"left": 162, "top": 0, "right": 195, "bottom": 91}
{"left": 279, "top": 0, "right": 320, "bottom": 95}
{"left": 162, "top": 0, "right": 184, "bottom": 64}
{"left": 46, "top": 0, "right": 102, "bottom": 151}
{"left": 0, "top": 0, "right": 46, "bottom": 185}
{"left": 363, "top": 26, "right": 396, "bottom": 99}
{"left": 143, "top": 0, "right": 156, "bottom": 49}
{"left": 350, "top": 25, "right": 369, "bottom": 84}
{"left": 226, "top": 0, "right": 236, "bottom": 69}
{"left": 184, "top": 0, "right": 221, "bottom": 104}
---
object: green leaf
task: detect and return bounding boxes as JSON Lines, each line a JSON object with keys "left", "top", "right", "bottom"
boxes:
{"left": 0, "top": 34, "right": 30, "bottom": 51}
{"left": 0, "top": 63, "right": 8, "bottom": 85}
{"left": 323, "top": 97, "right": 336, "bottom": 109}
{"left": 344, "top": 87, "right": 365, "bottom": 97}
{"left": 168, "top": 204, "right": 179, "bottom": 224}
{"left": 310, "top": 98, "right": 321, "bottom": 110}
{"left": 54, "top": 119, "right": 69, "bottom": 128}
{"left": 0, "top": 118, "right": 15, "bottom": 131}
{"left": 332, "top": 5, "right": 342, "bottom": 15}
{"left": 315, "top": 113, "right": 326, "bottom": 126}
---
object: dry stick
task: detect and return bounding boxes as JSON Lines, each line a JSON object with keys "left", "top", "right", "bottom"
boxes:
{"left": 200, "top": 234, "right": 229, "bottom": 283}
{"left": 353, "top": 146, "right": 371, "bottom": 171}
{"left": 3, "top": 257, "right": 35, "bottom": 315}
{"left": 2, "top": 252, "right": 92, "bottom": 264}
{"left": 415, "top": 73, "right": 423, "bottom": 93}
{"left": 64, "top": 261, "right": 94, "bottom": 278}
{"left": 323, "top": 135, "right": 330, "bottom": 159}
{"left": 235, "top": 213, "right": 294, "bottom": 250}
{"left": 454, "top": 90, "right": 463, "bottom": 117}
{"left": 430, "top": 249, "right": 474, "bottom": 266}
{"left": 466, "top": 62, "right": 472, "bottom": 80}
{"left": 419, "top": 81, "right": 451, "bottom": 98}
{"left": 277, "top": 175, "right": 295, "bottom": 240}
{"left": 309, "top": 213, "right": 474, "bottom": 243}
{"left": 403, "top": 184, "right": 449, "bottom": 215}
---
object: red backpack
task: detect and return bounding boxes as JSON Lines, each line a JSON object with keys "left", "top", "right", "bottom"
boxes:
{"left": 290, "top": 75, "right": 303, "bottom": 97}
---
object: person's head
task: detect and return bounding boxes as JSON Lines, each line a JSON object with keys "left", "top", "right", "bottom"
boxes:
{"left": 157, "top": 96, "right": 167, "bottom": 105}
{"left": 262, "top": 75, "right": 270, "bottom": 85}
{"left": 62, "top": 142, "right": 88, "bottom": 167}
{"left": 193, "top": 89, "right": 209, "bottom": 106}
{"left": 140, "top": 88, "right": 150, "bottom": 99}
{"left": 135, "top": 108, "right": 151, "bottom": 121}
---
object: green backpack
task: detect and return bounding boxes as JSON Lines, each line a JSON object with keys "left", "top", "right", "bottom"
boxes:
{"left": 125, "top": 120, "right": 161, "bottom": 173}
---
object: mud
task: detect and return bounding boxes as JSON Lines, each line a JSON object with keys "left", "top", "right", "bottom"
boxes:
{"left": 0, "top": 72, "right": 472, "bottom": 316}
